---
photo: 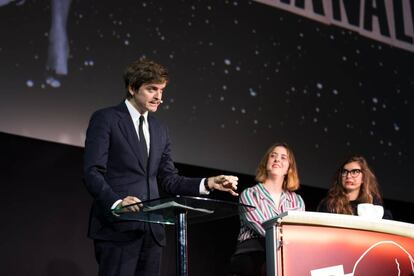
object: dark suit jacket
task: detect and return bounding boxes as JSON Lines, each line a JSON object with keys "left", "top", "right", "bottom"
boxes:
{"left": 83, "top": 102, "right": 202, "bottom": 244}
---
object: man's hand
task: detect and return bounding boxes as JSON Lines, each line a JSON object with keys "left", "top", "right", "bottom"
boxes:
{"left": 207, "top": 175, "right": 239, "bottom": 196}
{"left": 116, "top": 196, "right": 142, "bottom": 212}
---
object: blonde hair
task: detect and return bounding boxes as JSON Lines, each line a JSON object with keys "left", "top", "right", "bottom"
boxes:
{"left": 255, "top": 143, "right": 300, "bottom": 191}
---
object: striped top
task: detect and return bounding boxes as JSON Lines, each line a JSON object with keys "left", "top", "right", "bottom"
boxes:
{"left": 238, "top": 183, "right": 305, "bottom": 241}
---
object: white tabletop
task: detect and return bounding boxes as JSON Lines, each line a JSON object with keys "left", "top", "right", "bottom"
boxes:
{"left": 262, "top": 211, "right": 414, "bottom": 239}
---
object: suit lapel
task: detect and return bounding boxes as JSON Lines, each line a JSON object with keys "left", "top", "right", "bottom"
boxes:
{"left": 148, "top": 115, "right": 162, "bottom": 198}
{"left": 116, "top": 103, "right": 147, "bottom": 172}
{"left": 148, "top": 115, "right": 159, "bottom": 174}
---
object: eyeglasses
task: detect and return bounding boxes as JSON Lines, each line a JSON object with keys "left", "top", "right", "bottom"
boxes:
{"left": 341, "top": 169, "right": 362, "bottom": 178}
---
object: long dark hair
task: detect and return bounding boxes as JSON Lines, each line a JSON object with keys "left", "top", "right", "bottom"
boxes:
{"left": 322, "top": 155, "right": 382, "bottom": 215}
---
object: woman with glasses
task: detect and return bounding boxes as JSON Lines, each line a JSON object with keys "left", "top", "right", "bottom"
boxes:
{"left": 228, "top": 143, "right": 305, "bottom": 276}
{"left": 317, "top": 155, "right": 392, "bottom": 219}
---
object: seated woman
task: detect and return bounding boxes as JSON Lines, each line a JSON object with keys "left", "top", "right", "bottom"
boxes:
{"left": 229, "top": 143, "right": 305, "bottom": 276}
{"left": 317, "top": 155, "right": 392, "bottom": 219}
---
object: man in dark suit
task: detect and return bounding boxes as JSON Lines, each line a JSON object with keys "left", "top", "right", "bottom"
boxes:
{"left": 83, "top": 59, "right": 239, "bottom": 276}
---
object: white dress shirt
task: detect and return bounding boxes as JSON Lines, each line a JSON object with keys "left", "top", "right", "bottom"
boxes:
{"left": 125, "top": 99, "right": 150, "bottom": 155}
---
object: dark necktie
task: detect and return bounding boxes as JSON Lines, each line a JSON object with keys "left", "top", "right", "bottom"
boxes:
{"left": 138, "top": 115, "right": 148, "bottom": 169}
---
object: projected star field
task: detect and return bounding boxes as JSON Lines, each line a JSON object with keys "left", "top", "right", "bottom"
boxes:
{"left": 0, "top": 0, "right": 412, "bottom": 202}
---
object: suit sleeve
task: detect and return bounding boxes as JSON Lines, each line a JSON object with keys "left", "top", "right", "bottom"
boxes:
{"left": 156, "top": 126, "right": 201, "bottom": 196}
{"left": 83, "top": 110, "right": 119, "bottom": 211}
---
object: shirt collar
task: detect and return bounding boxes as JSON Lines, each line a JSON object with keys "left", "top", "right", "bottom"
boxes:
{"left": 257, "top": 183, "right": 291, "bottom": 202}
{"left": 125, "top": 99, "right": 148, "bottom": 122}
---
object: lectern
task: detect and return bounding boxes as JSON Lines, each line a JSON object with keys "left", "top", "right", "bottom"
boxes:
{"left": 116, "top": 195, "right": 254, "bottom": 276}
{"left": 263, "top": 211, "right": 414, "bottom": 276}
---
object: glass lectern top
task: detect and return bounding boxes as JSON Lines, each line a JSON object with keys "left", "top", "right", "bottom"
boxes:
{"left": 114, "top": 195, "right": 255, "bottom": 225}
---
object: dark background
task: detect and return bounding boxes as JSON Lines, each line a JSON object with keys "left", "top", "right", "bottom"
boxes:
{"left": 1, "top": 0, "right": 413, "bottom": 275}
{"left": 1, "top": 0, "right": 413, "bottom": 202}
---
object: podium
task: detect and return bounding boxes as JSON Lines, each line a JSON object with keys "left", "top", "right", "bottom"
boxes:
{"left": 116, "top": 195, "right": 254, "bottom": 276}
{"left": 262, "top": 211, "right": 414, "bottom": 276}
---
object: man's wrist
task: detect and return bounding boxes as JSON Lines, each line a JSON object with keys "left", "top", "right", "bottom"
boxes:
{"left": 111, "top": 199, "right": 123, "bottom": 217}
{"left": 204, "top": 178, "right": 213, "bottom": 192}
{"left": 111, "top": 199, "right": 123, "bottom": 210}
